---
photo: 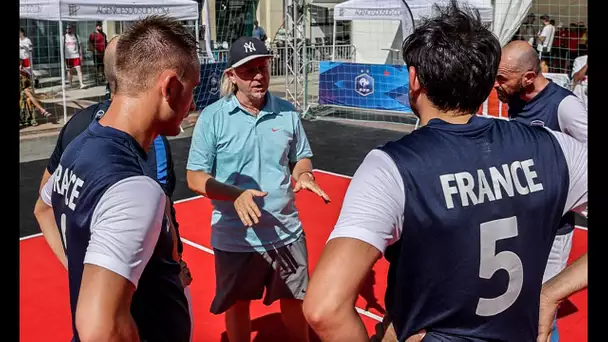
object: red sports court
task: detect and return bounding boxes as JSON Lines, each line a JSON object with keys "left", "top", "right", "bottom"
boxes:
{"left": 20, "top": 170, "right": 587, "bottom": 341}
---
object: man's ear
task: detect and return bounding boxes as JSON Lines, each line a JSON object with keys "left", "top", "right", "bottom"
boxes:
{"left": 522, "top": 70, "right": 537, "bottom": 88}
{"left": 160, "top": 70, "right": 182, "bottom": 102}
{"left": 160, "top": 70, "right": 183, "bottom": 106}
{"left": 409, "top": 66, "right": 421, "bottom": 93}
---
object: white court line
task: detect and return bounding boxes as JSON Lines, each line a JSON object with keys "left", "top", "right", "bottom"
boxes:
{"left": 181, "top": 237, "right": 214, "bottom": 255}
{"left": 312, "top": 168, "right": 353, "bottom": 180}
{"left": 20, "top": 232, "right": 43, "bottom": 241}
{"left": 174, "top": 195, "right": 203, "bottom": 204}
{"left": 356, "top": 307, "right": 383, "bottom": 322}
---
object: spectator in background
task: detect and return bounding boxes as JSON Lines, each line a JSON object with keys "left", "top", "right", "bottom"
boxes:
{"left": 567, "top": 23, "right": 582, "bottom": 71}
{"left": 88, "top": 21, "right": 108, "bottom": 84}
{"left": 19, "top": 28, "right": 33, "bottom": 73}
{"left": 516, "top": 13, "right": 536, "bottom": 45}
{"left": 571, "top": 55, "right": 588, "bottom": 109}
{"left": 556, "top": 24, "right": 570, "bottom": 72}
{"left": 20, "top": 65, "right": 51, "bottom": 128}
{"left": 63, "top": 24, "right": 86, "bottom": 89}
{"left": 252, "top": 20, "right": 267, "bottom": 41}
{"left": 537, "top": 15, "right": 555, "bottom": 61}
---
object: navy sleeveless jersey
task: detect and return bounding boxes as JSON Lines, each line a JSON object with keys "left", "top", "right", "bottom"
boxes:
{"left": 508, "top": 81, "right": 577, "bottom": 235}
{"left": 46, "top": 99, "right": 182, "bottom": 254}
{"left": 50, "top": 120, "right": 190, "bottom": 342}
{"left": 380, "top": 116, "right": 570, "bottom": 341}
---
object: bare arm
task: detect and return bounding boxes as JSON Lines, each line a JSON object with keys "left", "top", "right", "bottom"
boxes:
{"left": 187, "top": 170, "right": 267, "bottom": 226}
{"left": 186, "top": 170, "right": 246, "bottom": 201}
{"left": 75, "top": 265, "right": 139, "bottom": 342}
{"left": 34, "top": 174, "right": 67, "bottom": 269}
{"left": 186, "top": 109, "right": 247, "bottom": 202}
{"left": 304, "top": 238, "right": 381, "bottom": 341}
{"left": 75, "top": 176, "right": 165, "bottom": 341}
{"left": 543, "top": 252, "right": 587, "bottom": 301}
{"left": 34, "top": 199, "right": 68, "bottom": 269}
{"left": 537, "top": 252, "right": 587, "bottom": 342}
{"left": 291, "top": 157, "right": 313, "bottom": 180}
{"left": 39, "top": 170, "right": 52, "bottom": 194}
{"left": 291, "top": 158, "right": 330, "bottom": 202}
{"left": 303, "top": 150, "right": 405, "bottom": 340}
{"left": 572, "top": 63, "right": 588, "bottom": 84}
{"left": 287, "top": 115, "right": 330, "bottom": 202}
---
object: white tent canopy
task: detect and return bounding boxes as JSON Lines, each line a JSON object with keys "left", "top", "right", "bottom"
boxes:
{"left": 331, "top": 0, "right": 416, "bottom": 61}
{"left": 19, "top": 0, "right": 199, "bottom": 22}
{"left": 407, "top": 0, "right": 493, "bottom": 23}
{"left": 333, "top": 0, "right": 493, "bottom": 23}
{"left": 19, "top": 0, "right": 199, "bottom": 125}
{"left": 331, "top": 0, "right": 494, "bottom": 60}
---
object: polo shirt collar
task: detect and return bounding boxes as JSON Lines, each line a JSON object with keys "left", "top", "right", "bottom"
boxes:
{"left": 228, "top": 92, "right": 279, "bottom": 118}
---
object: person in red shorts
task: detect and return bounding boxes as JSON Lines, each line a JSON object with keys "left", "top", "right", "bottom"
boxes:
{"left": 63, "top": 24, "right": 85, "bottom": 89}
{"left": 19, "top": 28, "right": 32, "bottom": 70}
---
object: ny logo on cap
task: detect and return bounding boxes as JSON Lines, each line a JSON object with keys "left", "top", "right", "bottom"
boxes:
{"left": 244, "top": 41, "right": 256, "bottom": 53}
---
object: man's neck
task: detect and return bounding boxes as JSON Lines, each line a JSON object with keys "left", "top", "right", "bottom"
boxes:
{"left": 418, "top": 105, "right": 473, "bottom": 126}
{"left": 235, "top": 91, "right": 265, "bottom": 116}
{"left": 98, "top": 95, "right": 158, "bottom": 151}
{"left": 521, "top": 75, "right": 550, "bottom": 102}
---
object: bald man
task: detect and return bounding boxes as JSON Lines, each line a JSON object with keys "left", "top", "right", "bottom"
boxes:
{"left": 495, "top": 41, "right": 587, "bottom": 143}
{"left": 494, "top": 40, "right": 587, "bottom": 342}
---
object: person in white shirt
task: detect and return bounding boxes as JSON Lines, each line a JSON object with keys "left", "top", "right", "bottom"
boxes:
{"left": 537, "top": 15, "right": 556, "bottom": 60}
{"left": 63, "top": 24, "right": 86, "bottom": 89}
{"left": 19, "top": 28, "right": 33, "bottom": 72}
{"left": 571, "top": 55, "right": 588, "bottom": 110}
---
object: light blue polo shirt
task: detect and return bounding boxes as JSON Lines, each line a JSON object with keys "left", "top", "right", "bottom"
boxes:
{"left": 187, "top": 93, "right": 313, "bottom": 253}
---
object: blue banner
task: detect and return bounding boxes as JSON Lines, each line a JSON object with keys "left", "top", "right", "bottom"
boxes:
{"left": 318, "top": 61, "right": 411, "bottom": 113}
{"left": 194, "top": 62, "right": 228, "bottom": 110}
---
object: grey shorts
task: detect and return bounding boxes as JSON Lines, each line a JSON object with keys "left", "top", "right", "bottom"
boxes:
{"left": 210, "top": 234, "right": 309, "bottom": 315}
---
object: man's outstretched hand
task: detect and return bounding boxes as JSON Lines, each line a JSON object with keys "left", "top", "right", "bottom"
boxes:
{"left": 294, "top": 172, "right": 331, "bottom": 203}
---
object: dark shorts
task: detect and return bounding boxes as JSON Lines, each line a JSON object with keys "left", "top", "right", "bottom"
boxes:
{"left": 210, "top": 234, "right": 309, "bottom": 315}
{"left": 93, "top": 52, "right": 104, "bottom": 66}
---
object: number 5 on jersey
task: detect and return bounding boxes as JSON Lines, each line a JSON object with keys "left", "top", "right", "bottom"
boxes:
{"left": 476, "top": 216, "right": 524, "bottom": 317}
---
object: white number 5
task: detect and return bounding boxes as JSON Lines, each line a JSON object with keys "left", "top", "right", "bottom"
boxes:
{"left": 476, "top": 216, "right": 523, "bottom": 317}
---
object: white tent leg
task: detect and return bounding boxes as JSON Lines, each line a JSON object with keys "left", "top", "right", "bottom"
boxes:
{"left": 195, "top": 19, "right": 199, "bottom": 48}
{"left": 332, "top": 20, "right": 336, "bottom": 61}
{"left": 203, "top": 0, "right": 215, "bottom": 62}
{"left": 59, "top": 20, "right": 68, "bottom": 125}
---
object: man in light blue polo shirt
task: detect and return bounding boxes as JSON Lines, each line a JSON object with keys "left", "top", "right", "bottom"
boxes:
{"left": 186, "top": 36, "right": 329, "bottom": 342}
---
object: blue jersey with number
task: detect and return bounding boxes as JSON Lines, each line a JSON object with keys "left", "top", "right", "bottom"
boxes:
{"left": 50, "top": 120, "right": 189, "bottom": 342}
{"left": 379, "top": 116, "right": 570, "bottom": 341}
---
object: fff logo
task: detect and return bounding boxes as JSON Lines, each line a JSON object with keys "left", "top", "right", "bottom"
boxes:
{"left": 355, "top": 69, "right": 374, "bottom": 97}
